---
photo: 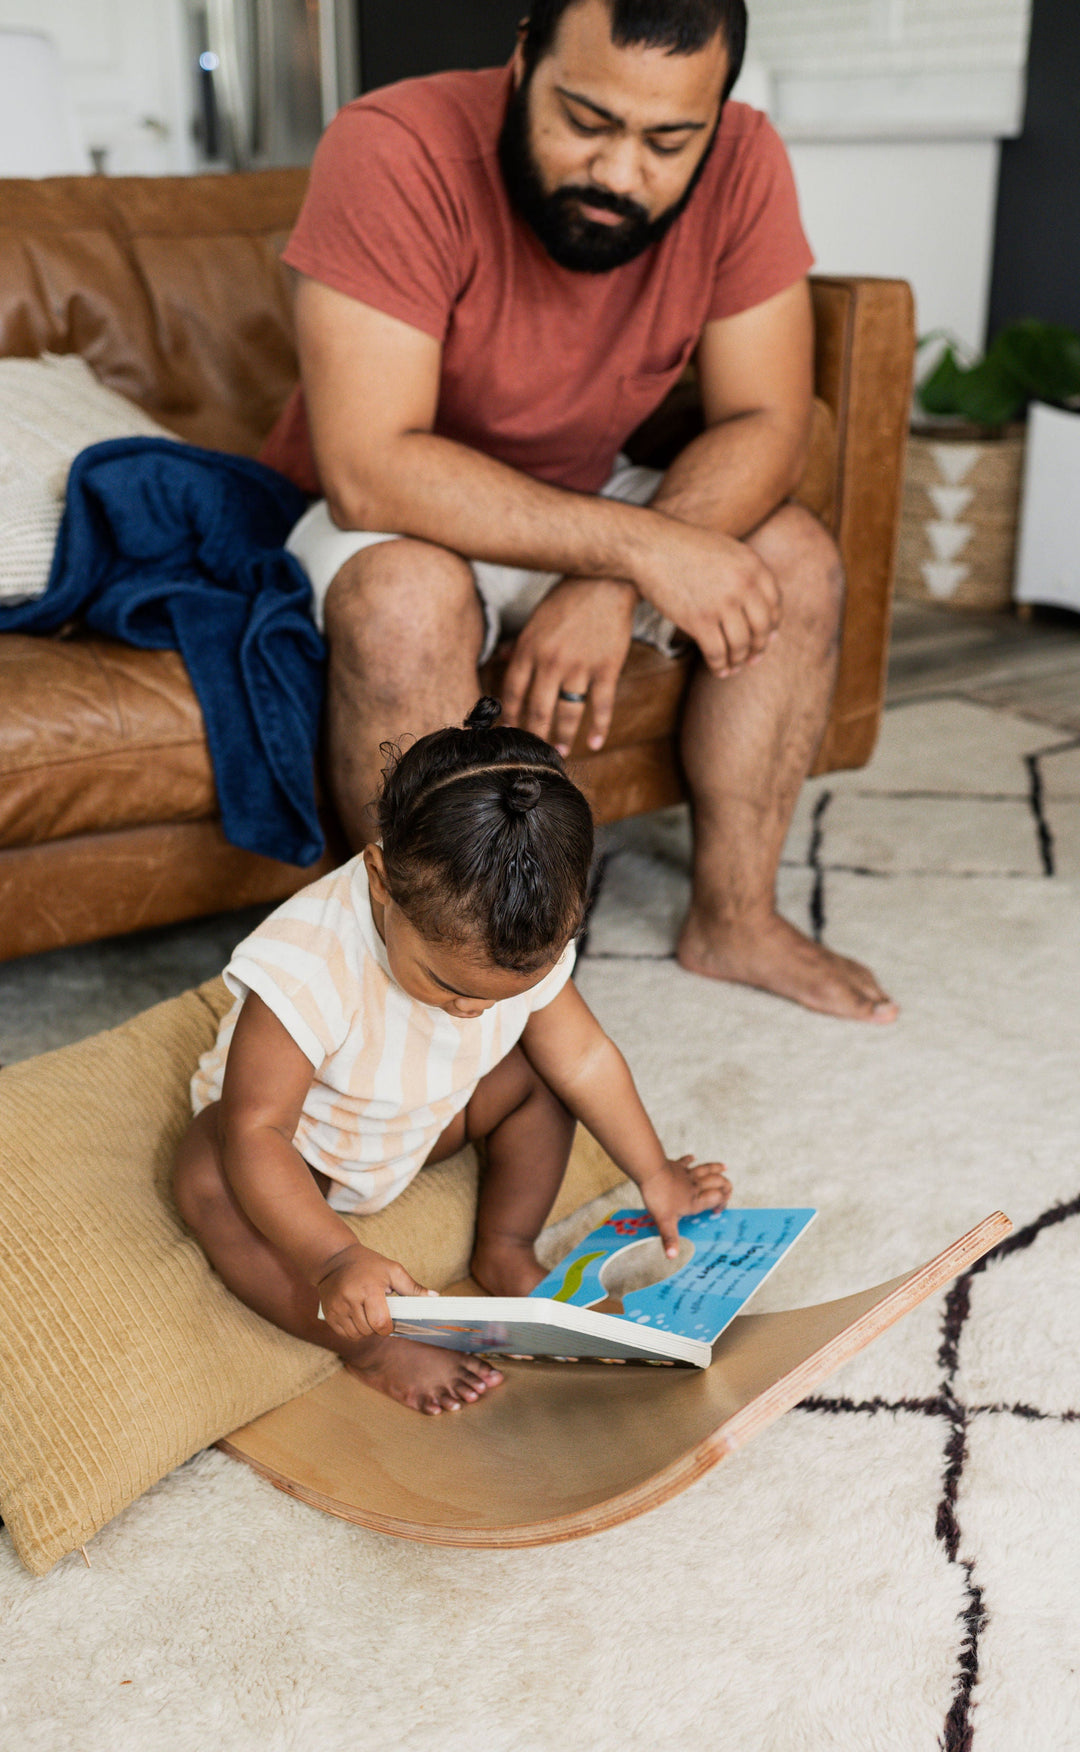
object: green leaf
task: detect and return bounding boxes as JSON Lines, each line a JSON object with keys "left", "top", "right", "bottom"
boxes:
{"left": 916, "top": 344, "right": 967, "bottom": 416}
{"left": 950, "top": 354, "right": 1028, "bottom": 425}
{"left": 993, "top": 320, "right": 1080, "bottom": 406}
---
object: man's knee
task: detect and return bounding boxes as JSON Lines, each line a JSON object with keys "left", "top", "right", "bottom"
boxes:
{"left": 753, "top": 505, "right": 844, "bottom": 644}
{"left": 323, "top": 538, "right": 482, "bottom": 660}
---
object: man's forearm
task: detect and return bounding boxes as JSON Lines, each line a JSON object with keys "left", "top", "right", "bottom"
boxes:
{"left": 328, "top": 429, "right": 660, "bottom": 587}
{"left": 652, "top": 407, "right": 809, "bottom": 540}
{"left": 329, "top": 407, "right": 806, "bottom": 600}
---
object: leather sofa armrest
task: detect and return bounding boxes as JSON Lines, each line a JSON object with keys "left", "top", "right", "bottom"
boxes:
{"left": 808, "top": 276, "right": 915, "bottom": 773}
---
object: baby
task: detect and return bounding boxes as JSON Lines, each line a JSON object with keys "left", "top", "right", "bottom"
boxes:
{"left": 173, "top": 698, "right": 730, "bottom": 1414}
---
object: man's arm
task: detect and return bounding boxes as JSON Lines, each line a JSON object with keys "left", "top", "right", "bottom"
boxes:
{"left": 659, "top": 277, "right": 814, "bottom": 538}
{"left": 293, "top": 275, "right": 778, "bottom": 682}
{"left": 500, "top": 278, "right": 816, "bottom": 751}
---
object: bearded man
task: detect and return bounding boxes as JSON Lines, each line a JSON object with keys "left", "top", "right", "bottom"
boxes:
{"left": 261, "top": 0, "right": 898, "bottom": 1022}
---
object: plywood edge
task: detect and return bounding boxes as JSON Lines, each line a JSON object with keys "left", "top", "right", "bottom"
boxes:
{"left": 217, "top": 1426, "right": 725, "bottom": 1550}
{"left": 219, "top": 1211, "right": 1011, "bottom": 1550}
{"left": 714, "top": 1210, "right": 1012, "bottom": 1456}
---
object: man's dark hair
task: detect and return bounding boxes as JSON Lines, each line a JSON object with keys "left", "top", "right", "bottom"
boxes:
{"left": 376, "top": 698, "right": 595, "bottom": 975}
{"left": 521, "top": 0, "right": 748, "bottom": 100}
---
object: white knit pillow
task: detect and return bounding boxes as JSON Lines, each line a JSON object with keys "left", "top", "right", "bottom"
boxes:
{"left": 0, "top": 353, "right": 178, "bottom": 604}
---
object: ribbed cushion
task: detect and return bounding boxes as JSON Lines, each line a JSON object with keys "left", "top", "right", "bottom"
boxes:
{"left": 0, "top": 978, "right": 623, "bottom": 1574}
{"left": 0, "top": 353, "right": 178, "bottom": 604}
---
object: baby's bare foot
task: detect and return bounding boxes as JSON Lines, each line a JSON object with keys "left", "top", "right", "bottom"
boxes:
{"left": 346, "top": 1334, "right": 503, "bottom": 1415}
{"left": 677, "top": 910, "right": 899, "bottom": 1023}
{"left": 471, "top": 1237, "right": 547, "bottom": 1298}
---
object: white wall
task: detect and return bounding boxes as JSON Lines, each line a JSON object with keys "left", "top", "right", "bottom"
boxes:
{"left": 747, "top": 0, "right": 1031, "bottom": 77}
{"left": 736, "top": 0, "right": 1033, "bottom": 351}
{"left": 786, "top": 139, "right": 1001, "bottom": 349}
{"left": 0, "top": 0, "right": 194, "bottom": 174}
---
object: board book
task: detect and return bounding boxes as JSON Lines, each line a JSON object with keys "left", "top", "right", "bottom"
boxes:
{"left": 385, "top": 1206, "right": 816, "bottom": 1367}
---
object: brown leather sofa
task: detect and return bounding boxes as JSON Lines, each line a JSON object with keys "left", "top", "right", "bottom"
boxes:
{"left": 0, "top": 171, "right": 914, "bottom": 963}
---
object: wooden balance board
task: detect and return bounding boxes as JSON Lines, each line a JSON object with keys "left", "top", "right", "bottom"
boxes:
{"left": 220, "top": 1211, "right": 1010, "bottom": 1548}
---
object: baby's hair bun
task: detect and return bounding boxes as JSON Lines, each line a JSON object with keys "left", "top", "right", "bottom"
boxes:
{"left": 464, "top": 697, "right": 502, "bottom": 733}
{"left": 504, "top": 771, "right": 543, "bottom": 815}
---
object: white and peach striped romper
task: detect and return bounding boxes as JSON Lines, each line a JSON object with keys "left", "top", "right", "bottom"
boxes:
{"left": 191, "top": 854, "right": 575, "bottom": 1215}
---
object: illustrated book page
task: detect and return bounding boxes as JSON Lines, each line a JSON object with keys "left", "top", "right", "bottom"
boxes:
{"left": 385, "top": 1207, "right": 816, "bottom": 1367}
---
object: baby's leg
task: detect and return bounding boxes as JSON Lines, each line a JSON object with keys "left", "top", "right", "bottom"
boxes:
{"left": 430, "top": 1047, "right": 575, "bottom": 1296}
{"left": 172, "top": 1104, "right": 502, "bottom": 1415}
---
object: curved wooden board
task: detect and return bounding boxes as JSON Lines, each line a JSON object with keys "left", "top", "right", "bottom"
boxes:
{"left": 220, "top": 1212, "right": 1011, "bottom": 1548}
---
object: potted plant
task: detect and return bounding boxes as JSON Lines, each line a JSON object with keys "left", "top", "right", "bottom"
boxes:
{"left": 897, "top": 319, "right": 1080, "bottom": 612}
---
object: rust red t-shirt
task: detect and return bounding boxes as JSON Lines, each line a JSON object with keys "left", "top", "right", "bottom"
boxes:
{"left": 262, "top": 67, "right": 813, "bottom": 497}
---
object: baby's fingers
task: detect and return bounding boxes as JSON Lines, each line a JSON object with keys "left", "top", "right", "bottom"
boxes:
{"left": 386, "top": 1260, "right": 436, "bottom": 1298}
{"left": 319, "top": 1300, "right": 367, "bottom": 1343}
{"left": 362, "top": 1289, "right": 395, "bottom": 1338}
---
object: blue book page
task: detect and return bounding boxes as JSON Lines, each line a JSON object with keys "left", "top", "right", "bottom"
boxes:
{"left": 532, "top": 1207, "right": 816, "bottom": 1345}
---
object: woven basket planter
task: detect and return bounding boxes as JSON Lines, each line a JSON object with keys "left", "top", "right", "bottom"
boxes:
{"left": 896, "top": 423, "right": 1026, "bottom": 611}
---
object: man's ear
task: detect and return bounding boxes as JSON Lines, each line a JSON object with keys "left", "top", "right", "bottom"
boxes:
{"left": 511, "top": 19, "right": 529, "bottom": 88}
{"left": 363, "top": 842, "right": 391, "bottom": 904}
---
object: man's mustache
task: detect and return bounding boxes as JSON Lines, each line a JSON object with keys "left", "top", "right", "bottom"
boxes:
{"left": 552, "top": 185, "right": 649, "bottom": 225}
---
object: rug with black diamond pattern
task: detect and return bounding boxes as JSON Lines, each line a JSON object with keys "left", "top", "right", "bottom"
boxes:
{"left": 1, "top": 697, "right": 1077, "bottom": 1752}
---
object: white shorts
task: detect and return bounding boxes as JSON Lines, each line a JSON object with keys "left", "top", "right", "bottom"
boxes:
{"left": 284, "top": 456, "right": 684, "bottom": 664}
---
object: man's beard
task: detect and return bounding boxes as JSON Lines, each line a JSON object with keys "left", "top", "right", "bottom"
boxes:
{"left": 498, "top": 76, "right": 718, "bottom": 274}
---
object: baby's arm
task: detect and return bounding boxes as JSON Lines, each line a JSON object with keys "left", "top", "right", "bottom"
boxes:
{"left": 521, "top": 983, "right": 731, "bottom": 1255}
{"left": 218, "top": 993, "right": 429, "bottom": 1337}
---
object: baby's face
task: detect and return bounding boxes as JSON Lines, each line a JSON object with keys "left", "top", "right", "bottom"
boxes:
{"left": 385, "top": 906, "right": 558, "bottom": 1018}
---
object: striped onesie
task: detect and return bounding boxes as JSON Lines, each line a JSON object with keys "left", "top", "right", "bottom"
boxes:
{"left": 191, "top": 854, "right": 575, "bottom": 1215}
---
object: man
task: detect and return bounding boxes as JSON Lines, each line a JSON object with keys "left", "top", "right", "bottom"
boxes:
{"left": 261, "top": 0, "right": 898, "bottom": 1023}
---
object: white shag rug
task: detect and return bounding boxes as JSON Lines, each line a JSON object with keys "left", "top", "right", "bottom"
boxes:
{"left": 3, "top": 696, "right": 1079, "bottom": 1752}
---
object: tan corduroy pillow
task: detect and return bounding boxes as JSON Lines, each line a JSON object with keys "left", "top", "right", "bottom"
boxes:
{"left": 0, "top": 977, "right": 624, "bottom": 1575}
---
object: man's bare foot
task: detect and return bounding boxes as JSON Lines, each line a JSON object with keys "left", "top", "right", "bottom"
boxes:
{"left": 346, "top": 1333, "right": 503, "bottom": 1415}
{"left": 677, "top": 910, "right": 899, "bottom": 1023}
{"left": 471, "top": 1236, "right": 547, "bottom": 1297}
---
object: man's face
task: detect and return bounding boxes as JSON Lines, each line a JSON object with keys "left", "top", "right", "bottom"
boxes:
{"left": 500, "top": 0, "right": 729, "bottom": 272}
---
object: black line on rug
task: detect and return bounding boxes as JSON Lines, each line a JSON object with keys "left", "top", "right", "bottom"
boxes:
{"left": 934, "top": 1189, "right": 1080, "bottom": 1748}
{"left": 808, "top": 791, "right": 831, "bottom": 941}
{"left": 1024, "top": 754, "right": 1056, "bottom": 877}
{"left": 797, "top": 1393, "right": 950, "bottom": 1417}
{"left": 942, "top": 1563, "right": 986, "bottom": 1752}
{"left": 971, "top": 1402, "right": 1080, "bottom": 1423}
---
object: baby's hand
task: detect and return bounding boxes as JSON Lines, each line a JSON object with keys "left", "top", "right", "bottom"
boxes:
{"left": 315, "top": 1242, "right": 434, "bottom": 1341}
{"left": 638, "top": 1155, "right": 732, "bottom": 1258}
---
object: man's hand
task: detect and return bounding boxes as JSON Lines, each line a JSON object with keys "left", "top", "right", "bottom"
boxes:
{"left": 500, "top": 577, "right": 638, "bottom": 755}
{"left": 638, "top": 516, "right": 783, "bottom": 678}
{"left": 315, "top": 1242, "right": 433, "bottom": 1341}
{"left": 637, "top": 1154, "right": 732, "bottom": 1258}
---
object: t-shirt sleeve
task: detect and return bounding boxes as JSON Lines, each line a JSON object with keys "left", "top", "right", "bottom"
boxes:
{"left": 282, "top": 102, "right": 465, "bottom": 344}
{"left": 222, "top": 906, "right": 357, "bottom": 1070}
{"left": 525, "top": 940, "right": 578, "bottom": 1014}
{"left": 706, "top": 114, "right": 814, "bottom": 323}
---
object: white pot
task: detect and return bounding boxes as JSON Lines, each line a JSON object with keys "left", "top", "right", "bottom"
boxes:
{"left": 1014, "top": 400, "right": 1080, "bottom": 611}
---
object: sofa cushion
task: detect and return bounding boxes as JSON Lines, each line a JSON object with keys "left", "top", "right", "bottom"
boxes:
{"left": 0, "top": 171, "right": 308, "bottom": 456}
{"left": 0, "top": 636, "right": 213, "bottom": 847}
{"left": 0, "top": 976, "right": 625, "bottom": 1574}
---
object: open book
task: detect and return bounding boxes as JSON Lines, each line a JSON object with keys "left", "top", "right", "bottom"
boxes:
{"left": 386, "top": 1206, "right": 816, "bottom": 1367}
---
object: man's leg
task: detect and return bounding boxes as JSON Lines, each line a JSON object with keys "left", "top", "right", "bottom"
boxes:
{"left": 676, "top": 503, "right": 898, "bottom": 1022}
{"left": 322, "top": 538, "right": 487, "bottom": 848}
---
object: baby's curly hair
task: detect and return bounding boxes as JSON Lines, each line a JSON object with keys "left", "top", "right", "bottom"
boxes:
{"left": 376, "top": 698, "right": 595, "bottom": 975}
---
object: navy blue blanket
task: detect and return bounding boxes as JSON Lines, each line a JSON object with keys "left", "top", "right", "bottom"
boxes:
{"left": 0, "top": 438, "right": 326, "bottom": 867}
